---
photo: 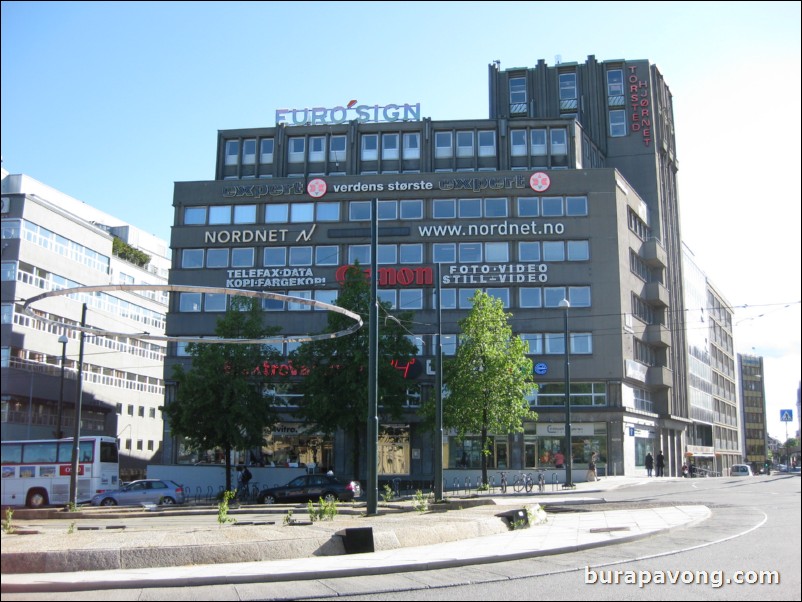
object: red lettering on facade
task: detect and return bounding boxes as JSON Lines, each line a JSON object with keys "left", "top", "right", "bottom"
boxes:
{"left": 336, "top": 265, "right": 433, "bottom": 287}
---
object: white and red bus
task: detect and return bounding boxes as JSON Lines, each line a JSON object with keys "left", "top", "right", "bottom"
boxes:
{"left": 1, "top": 436, "right": 119, "bottom": 507}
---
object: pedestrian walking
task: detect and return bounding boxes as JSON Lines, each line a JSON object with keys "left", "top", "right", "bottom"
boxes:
{"left": 656, "top": 451, "right": 665, "bottom": 477}
{"left": 586, "top": 452, "right": 598, "bottom": 482}
{"left": 645, "top": 452, "right": 654, "bottom": 477}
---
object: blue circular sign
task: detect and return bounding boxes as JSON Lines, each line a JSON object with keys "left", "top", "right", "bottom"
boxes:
{"left": 534, "top": 362, "right": 548, "bottom": 375}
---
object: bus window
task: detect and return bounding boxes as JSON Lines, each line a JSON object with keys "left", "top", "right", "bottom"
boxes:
{"left": 1, "top": 443, "right": 22, "bottom": 464}
{"left": 79, "top": 441, "right": 93, "bottom": 463}
{"left": 22, "top": 443, "right": 57, "bottom": 464}
{"left": 100, "top": 441, "right": 119, "bottom": 463}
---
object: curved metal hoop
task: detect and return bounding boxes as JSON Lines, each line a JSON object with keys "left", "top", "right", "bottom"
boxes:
{"left": 22, "top": 284, "right": 363, "bottom": 344}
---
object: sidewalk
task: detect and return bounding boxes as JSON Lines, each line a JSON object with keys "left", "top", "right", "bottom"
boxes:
{"left": 1, "top": 476, "right": 709, "bottom": 594}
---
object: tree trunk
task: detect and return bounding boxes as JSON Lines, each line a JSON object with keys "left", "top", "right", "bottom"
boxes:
{"left": 351, "top": 424, "right": 361, "bottom": 480}
{"left": 224, "top": 442, "right": 232, "bottom": 493}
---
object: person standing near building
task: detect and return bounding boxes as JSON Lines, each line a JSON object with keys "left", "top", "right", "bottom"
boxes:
{"left": 656, "top": 451, "right": 665, "bottom": 477}
{"left": 586, "top": 452, "right": 598, "bottom": 482}
{"left": 645, "top": 452, "right": 654, "bottom": 477}
{"left": 553, "top": 449, "right": 565, "bottom": 469}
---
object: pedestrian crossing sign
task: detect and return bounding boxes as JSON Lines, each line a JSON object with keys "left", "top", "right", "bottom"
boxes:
{"left": 780, "top": 410, "right": 793, "bottom": 422}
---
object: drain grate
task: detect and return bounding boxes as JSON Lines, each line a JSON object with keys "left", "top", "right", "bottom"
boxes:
{"left": 589, "top": 526, "right": 630, "bottom": 533}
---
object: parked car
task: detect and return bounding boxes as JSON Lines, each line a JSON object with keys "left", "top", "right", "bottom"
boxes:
{"left": 729, "top": 464, "right": 753, "bottom": 477}
{"left": 91, "top": 479, "right": 186, "bottom": 506}
{"left": 257, "top": 474, "right": 361, "bottom": 504}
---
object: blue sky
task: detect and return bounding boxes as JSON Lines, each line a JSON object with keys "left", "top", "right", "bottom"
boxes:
{"left": 2, "top": 1, "right": 800, "bottom": 440}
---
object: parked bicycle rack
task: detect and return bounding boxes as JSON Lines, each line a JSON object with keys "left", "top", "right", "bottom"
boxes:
{"left": 552, "top": 473, "right": 560, "bottom": 491}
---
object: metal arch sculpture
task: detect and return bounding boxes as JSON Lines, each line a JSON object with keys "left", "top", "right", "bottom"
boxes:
{"left": 21, "top": 284, "right": 363, "bottom": 344}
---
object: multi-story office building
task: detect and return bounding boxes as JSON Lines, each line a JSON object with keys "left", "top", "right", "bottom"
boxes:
{"left": 164, "top": 55, "right": 690, "bottom": 479}
{"left": 682, "top": 246, "right": 741, "bottom": 475}
{"left": 738, "top": 353, "right": 768, "bottom": 472}
{"left": 1, "top": 169, "right": 169, "bottom": 480}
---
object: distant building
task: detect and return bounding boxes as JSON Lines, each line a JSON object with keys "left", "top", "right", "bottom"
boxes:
{"left": 738, "top": 353, "right": 768, "bottom": 472}
{"left": 1, "top": 169, "right": 169, "bottom": 480}
{"left": 682, "top": 246, "right": 741, "bottom": 476}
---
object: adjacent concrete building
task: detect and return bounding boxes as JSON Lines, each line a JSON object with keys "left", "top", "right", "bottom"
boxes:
{"left": 1, "top": 169, "right": 169, "bottom": 480}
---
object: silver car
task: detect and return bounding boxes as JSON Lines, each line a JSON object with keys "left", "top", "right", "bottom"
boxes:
{"left": 90, "top": 479, "right": 186, "bottom": 506}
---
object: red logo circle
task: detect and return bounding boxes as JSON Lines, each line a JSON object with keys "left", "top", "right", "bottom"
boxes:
{"left": 307, "top": 178, "right": 327, "bottom": 198}
{"left": 529, "top": 172, "right": 551, "bottom": 192}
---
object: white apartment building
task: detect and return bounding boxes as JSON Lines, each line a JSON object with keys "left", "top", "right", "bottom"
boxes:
{"left": 1, "top": 168, "right": 169, "bottom": 480}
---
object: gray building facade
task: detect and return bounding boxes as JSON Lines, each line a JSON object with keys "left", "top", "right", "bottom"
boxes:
{"left": 164, "top": 56, "right": 689, "bottom": 481}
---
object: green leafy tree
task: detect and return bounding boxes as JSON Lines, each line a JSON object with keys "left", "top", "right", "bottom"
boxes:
{"left": 440, "top": 290, "right": 537, "bottom": 486}
{"left": 165, "top": 296, "right": 282, "bottom": 491}
{"left": 291, "top": 265, "right": 417, "bottom": 478}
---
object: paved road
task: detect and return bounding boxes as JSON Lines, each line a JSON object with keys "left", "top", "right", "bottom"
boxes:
{"left": 1, "top": 474, "right": 798, "bottom": 601}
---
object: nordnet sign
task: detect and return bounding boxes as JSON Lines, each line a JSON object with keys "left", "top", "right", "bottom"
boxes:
{"left": 276, "top": 102, "right": 421, "bottom": 126}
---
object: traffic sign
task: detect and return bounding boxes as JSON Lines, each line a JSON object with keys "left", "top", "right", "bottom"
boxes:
{"left": 780, "top": 409, "right": 793, "bottom": 422}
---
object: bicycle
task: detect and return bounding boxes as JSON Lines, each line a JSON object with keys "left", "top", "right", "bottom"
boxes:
{"left": 499, "top": 471, "right": 508, "bottom": 494}
{"left": 536, "top": 469, "right": 545, "bottom": 493}
{"left": 513, "top": 472, "right": 534, "bottom": 493}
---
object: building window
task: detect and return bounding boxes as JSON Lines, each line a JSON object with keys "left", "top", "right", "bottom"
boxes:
{"left": 434, "top": 132, "right": 453, "bottom": 158}
{"left": 289, "top": 246, "right": 312, "bottom": 266}
{"left": 377, "top": 244, "right": 397, "bottom": 265}
{"left": 399, "top": 289, "right": 423, "bottom": 310}
{"left": 511, "top": 130, "right": 527, "bottom": 157}
{"left": 316, "top": 201, "right": 339, "bottom": 221}
{"left": 329, "top": 135, "right": 346, "bottom": 162}
{"left": 264, "top": 247, "right": 286, "bottom": 266}
{"left": 433, "top": 199, "right": 456, "bottom": 219}
{"left": 399, "top": 243, "right": 422, "bottom": 264}
{"left": 382, "top": 134, "right": 399, "bottom": 160}
{"left": 403, "top": 133, "right": 420, "bottom": 159}
{"left": 288, "top": 138, "right": 305, "bottom": 163}
{"left": 569, "top": 286, "right": 591, "bottom": 307}
{"left": 288, "top": 291, "right": 312, "bottom": 311}
{"left": 349, "top": 201, "right": 371, "bottom": 221}
{"left": 314, "top": 246, "right": 338, "bottom": 265}
{"left": 265, "top": 203, "right": 288, "bottom": 223}
{"left": 559, "top": 72, "right": 577, "bottom": 101}
{"left": 206, "top": 248, "right": 228, "bottom": 268}
{"left": 550, "top": 129, "right": 568, "bottom": 155}
{"left": 242, "top": 139, "right": 256, "bottom": 165}
{"left": 459, "top": 242, "right": 482, "bottom": 263}
{"left": 520, "top": 333, "right": 542, "bottom": 354}
{"left": 567, "top": 240, "right": 590, "bottom": 261}
{"left": 484, "top": 197, "right": 507, "bottom": 217}
{"left": 456, "top": 131, "right": 474, "bottom": 158}
{"left": 208, "top": 205, "right": 232, "bottom": 225}
{"left": 531, "top": 129, "right": 547, "bottom": 156}
{"left": 183, "top": 206, "right": 206, "bottom": 225}
{"left": 543, "top": 287, "right": 567, "bottom": 308}
{"left": 377, "top": 200, "right": 398, "bottom": 221}
{"left": 486, "top": 288, "right": 509, "bottom": 308}
{"left": 233, "top": 205, "right": 257, "bottom": 224}
{"left": 260, "top": 138, "right": 274, "bottom": 163}
{"left": 509, "top": 76, "right": 526, "bottom": 104}
{"left": 349, "top": 245, "right": 370, "bottom": 265}
{"left": 361, "top": 134, "right": 378, "bottom": 161}
{"left": 609, "top": 110, "right": 626, "bottom": 137}
{"left": 378, "top": 289, "right": 396, "bottom": 309}
{"left": 309, "top": 136, "right": 326, "bottom": 162}
{"left": 400, "top": 199, "right": 423, "bottom": 220}
{"left": 541, "top": 197, "right": 564, "bottom": 217}
{"left": 205, "top": 294, "right": 227, "bottom": 312}
{"left": 566, "top": 196, "right": 588, "bottom": 216}
{"left": 519, "top": 241, "right": 541, "bottom": 262}
{"left": 224, "top": 140, "right": 239, "bottom": 165}
{"left": 179, "top": 293, "right": 202, "bottom": 312}
{"left": 542, "top": 241, "right": 565, "bottom": 262}
{"left": 181, "top": 249, "right": 204, "bottom": 269}
{"left": 231, "top": 247, "right": 255, "bottom": 268}
{"left": 519, "top": 288, "right": 542, "bottom": 309}
{"left": 478, "top": 131, "right": 496, "bottom": 157}
{"left": 290, "top": 203, "right": 314, "bottom": 223}
{"left": 459, "top": 198, "right": 481, "bottom": 218}
{"left": 485, "top": 242, "right": 509, "bottom": 262}
{"left": 314, "top": 289, "right": 338, "bottom": 309}
{"left": 433, "top": 243, "right": 456, "bottom": 263}
{"left": 518, "top": 197, "right": 539, "bottom": 217}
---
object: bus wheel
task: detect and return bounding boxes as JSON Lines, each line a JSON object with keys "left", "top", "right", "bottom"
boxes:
{"left": 26, "top": 489, "right": 48, "bottom": 508}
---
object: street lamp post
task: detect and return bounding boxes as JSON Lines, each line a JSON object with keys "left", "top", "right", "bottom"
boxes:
{"left": 55, "top": 334, "right": 69, "bottom": 439}
{"left": 558, "top": 299, "right": 575, "bottom": 489}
